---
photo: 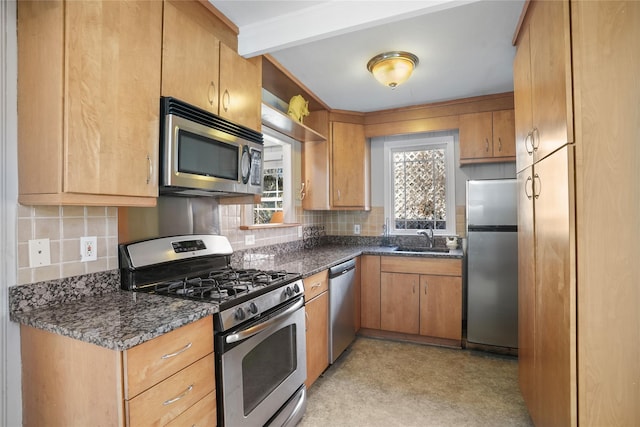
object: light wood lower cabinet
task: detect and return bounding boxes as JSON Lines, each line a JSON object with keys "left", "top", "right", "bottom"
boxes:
{"left": 304, "top": 270, "right": 329, "bottom": 388}
{"left": 419, "top": 275, "right": 462, "bottom": 340}
{"left": 381, "top": 272, "right": 419, "bottom": 334}
{"left": 20, "top": 316, "right": 216, "bottom": 427}
{"left": 360, "top": 255, "right": 463, "bottom": 346}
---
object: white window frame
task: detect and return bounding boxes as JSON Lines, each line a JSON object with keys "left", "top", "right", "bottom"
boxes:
{"left": 243, "top": 127, "right": 295, "bottom": 224}
{"left": 383, "top": 135, "right": 456, "bottom": 236}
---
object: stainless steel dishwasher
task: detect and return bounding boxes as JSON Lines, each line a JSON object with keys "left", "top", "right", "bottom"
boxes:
{"left": 328, "top": 259, "right": 356, "bottom": 364}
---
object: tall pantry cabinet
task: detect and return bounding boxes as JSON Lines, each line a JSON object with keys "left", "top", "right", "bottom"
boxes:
{"left": 514, "top": 1, "right": 640, "bottom": 426}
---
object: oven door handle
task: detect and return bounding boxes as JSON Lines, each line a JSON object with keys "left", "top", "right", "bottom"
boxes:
{"left": 225, "top": 297, "right": 304, "bottom": 344}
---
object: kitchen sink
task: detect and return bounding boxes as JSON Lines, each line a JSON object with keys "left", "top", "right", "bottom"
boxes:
{"left": 393, "top": 246, "right": 450, "bottom": 253}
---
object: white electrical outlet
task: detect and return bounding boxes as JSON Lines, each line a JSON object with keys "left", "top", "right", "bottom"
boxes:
{"left": 298, "top": 226, "right": 303, "bottom": 238}
{"left": 81, "top": 236, "right": 98, "bottom": 262}
{"left": 28, "top": 238, "right": 51, "bottom": 268}
{"left": 354, "top": 224, "right": 361, "bottom": 235}
{"left": 245, "top": 234, "right": 255, "bottom": 245}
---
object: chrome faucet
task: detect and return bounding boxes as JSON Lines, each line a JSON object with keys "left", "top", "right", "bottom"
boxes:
{"left": 417, "top": 228, "right": 434, "bottom": 248}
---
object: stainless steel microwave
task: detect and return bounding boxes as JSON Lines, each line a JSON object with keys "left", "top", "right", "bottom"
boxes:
{"left": 159, "top": 97, "right": 263, "bottom": 197}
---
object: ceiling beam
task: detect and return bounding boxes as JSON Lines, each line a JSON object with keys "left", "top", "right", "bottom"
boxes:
{"left": 236, "top": 0, "right": 479, "bottom": 57}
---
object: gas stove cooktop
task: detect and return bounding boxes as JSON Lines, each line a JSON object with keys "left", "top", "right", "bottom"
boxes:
{"left": 118, "top": 235, "right": 304, "bottom": 330}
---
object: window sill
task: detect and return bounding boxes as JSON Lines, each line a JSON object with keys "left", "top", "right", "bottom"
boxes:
{"left": 239, "top": 223, "right": 301, "bottom": 230}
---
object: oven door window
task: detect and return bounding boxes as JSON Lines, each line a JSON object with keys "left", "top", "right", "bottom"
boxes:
{"left": 178, "top": 129, "right": 238, "bottom": 180}
{"left": 242, "top": 325, "right": 297, "bottom": 415}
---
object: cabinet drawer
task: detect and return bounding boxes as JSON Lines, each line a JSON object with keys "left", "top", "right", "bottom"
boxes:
{"left": 164, "top": 390, "right": 216, "bottom": 427}
{"left": 304, "top": 270, "right": 328, "bottom": 301}
{"left": 127, "top": 353, "right": 215, "bottom": 427}
{"left": 125, "top": 316, "right": 213, "bottom": 398}
{"left": 380, "top": 256, "right": 462, "bottom": 276}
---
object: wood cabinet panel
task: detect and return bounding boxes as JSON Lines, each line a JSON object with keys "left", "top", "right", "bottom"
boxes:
{"left": 419, "top": 275, "right": 461, "bottom": 340}
{"left": 330, "top": 121, "right": 370, "bottom": 210}
{"left": 219, "top": 43, "right": 262, "bottom": 131}
{"left": 517, "top": 167, "right": 536, "bottom": 417}
{"left": 380, "top": 256, "right": 462, "bottom": 276}
{"left": 164, "top": 391, "right": 217, "bottom": 427}
{"left": 380, "top": 272, "right": 419, "bottom": 334}
{"left": 533, "top": 146, "right": 576, "bottom": 427}
{"left": 161, "top": 0, "right": 220, "bottom": 114}
{"left": 459, "top": 110, "right": 515, "bottom": 164}
{"left": 572, "top": 2, "right": 640, "bottom": 424}
{"left": 124, "top": 316, "right": 213, "bottom": 398}
{"left": 302, "top": 139, "right": 330, "bottom": 210}
{"left": 18, "top": 0, "right": 161, "bottom": 206}
{"left": 127, "top": 354, "right": 215, "bottom": 427}
{"left": 305, "top": 291, "right": 329, "bottom": 388}
{"left": 459, "top": 111, "right": 493, "bottom": 159}
{"left": 360, "top": 255, "right": 381, "bottom": 329}
{"left": 20, "top": 325, "right": 124, "bottom": 427}
{"left": 515, "top": 0, "right": 573, "bottom": 173}
{"left": 514, "top": 25, "right": 534, "bottom": 172}
{"left": 492, "top": 109, "right": 516, "bottom": 158}
{"left": 304, "top": 270, "right": 328, "bottom": 301}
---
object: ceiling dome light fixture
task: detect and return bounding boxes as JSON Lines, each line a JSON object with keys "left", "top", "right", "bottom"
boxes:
{"left": 367, "top": 51, "right": 419, "bottom": 88}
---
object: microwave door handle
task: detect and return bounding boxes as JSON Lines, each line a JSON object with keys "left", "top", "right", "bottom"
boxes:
{"left": 225, "top": 297, "right": 303, "bottom": 344}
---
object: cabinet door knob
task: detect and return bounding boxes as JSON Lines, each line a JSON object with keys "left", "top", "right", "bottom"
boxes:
{"left": 222, "top": 89, "right": 230, "bottom": 112}
{"left": 525, "top": 176, "right": 533, "bottom": 200}
{"left": 533, "top": 173, "right": 541, "bottom": 199}
{"left": 525, "top": 132, "right": 534, "bottom": 155}
{"left": 532, "top": 127, "right": 540, "bottom": 151}
{"left": 299, "top": 182, "right": 306, "bottom": 201}
{"left": 208, "top": 81, "right": 216, "bottom": 106}
{"left": 146, "top": 154, "right": 152, "bottom": 185}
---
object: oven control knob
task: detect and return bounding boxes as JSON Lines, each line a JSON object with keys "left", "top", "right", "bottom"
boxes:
{"left": 285, "top": 286, "right": 293, "bottom": 297}
{"left": 293, "top": 283, "right": 300, "bottom": 294}
{"left": 248, "top": 302, "right": 258, "bottom": 314}
{"left": 234, "top": 307, "right": 245, "bottom": 321}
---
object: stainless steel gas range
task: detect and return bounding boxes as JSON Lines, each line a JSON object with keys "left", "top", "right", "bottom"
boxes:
{"left": 119, "top": 234, "right": 307, "bottom": 427}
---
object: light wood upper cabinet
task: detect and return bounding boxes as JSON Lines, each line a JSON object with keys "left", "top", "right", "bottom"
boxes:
{"left": 18, "top": 0, "right": 161, "bottom": 206}
{"left": 219, "top": 43, "right": 262, "bottom": 131}
{"left": 162, "top": 1, "right": 261, "bottom": 132}
{"left": 302, "top": 140, "right": 331, "bottom": 210}
{"left": 331, "top": 121, "right": 370, "bottom": 210}
{"left": 301, "top": 120, "right": 370, "bottom": 211}
{"left": 161, "top": 0, "right": 220, "bottom": 114}
{"left": 514, "top": 0, "right": 573, "bottom": 172}
{"left": 459, "top": 109, "right": 515, "bottom": 164}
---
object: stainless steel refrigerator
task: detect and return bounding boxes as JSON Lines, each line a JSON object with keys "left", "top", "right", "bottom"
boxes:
{"left": 466, "top": 178, "right": 518, "bottom": 348}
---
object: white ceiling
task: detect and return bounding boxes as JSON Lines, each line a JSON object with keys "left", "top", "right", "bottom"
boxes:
{"left": 209, "top": 0, "right": 524, "bottom": 112}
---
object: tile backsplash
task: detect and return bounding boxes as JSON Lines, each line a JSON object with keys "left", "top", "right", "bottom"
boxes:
{"left": 17, "top": 205, "right": 118, "bottom": 285}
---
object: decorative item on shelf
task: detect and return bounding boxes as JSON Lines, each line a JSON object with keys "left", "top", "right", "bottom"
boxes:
{"left": 287, "top": 95, "right": 310, "bottom": 123}
{"left": 367, "top": 51, "right": 419, "bottom": 88}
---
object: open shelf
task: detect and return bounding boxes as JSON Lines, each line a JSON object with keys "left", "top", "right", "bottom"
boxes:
{"left": 261, "top": 103, "right": 327, "bottom": 143}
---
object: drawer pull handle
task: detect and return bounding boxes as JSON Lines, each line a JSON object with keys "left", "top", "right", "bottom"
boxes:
{"left": 163, "top": 384, "right": 193, "bottom": 406}
{"left": 311, "top": 282, "right": 322, "bottom": 289}
{"left": 161, "top": 342, "right": 192, "bottom": 359}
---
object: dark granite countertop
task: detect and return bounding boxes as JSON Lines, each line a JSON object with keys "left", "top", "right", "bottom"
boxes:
{"left": 10, "top": 290, "right": 218, "bottom": 351}
{"left": 9, "top": 243, "right": 462, "bottom": 351}
{"left": 236, "top": 244, "right": 463, "bottom": 278}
